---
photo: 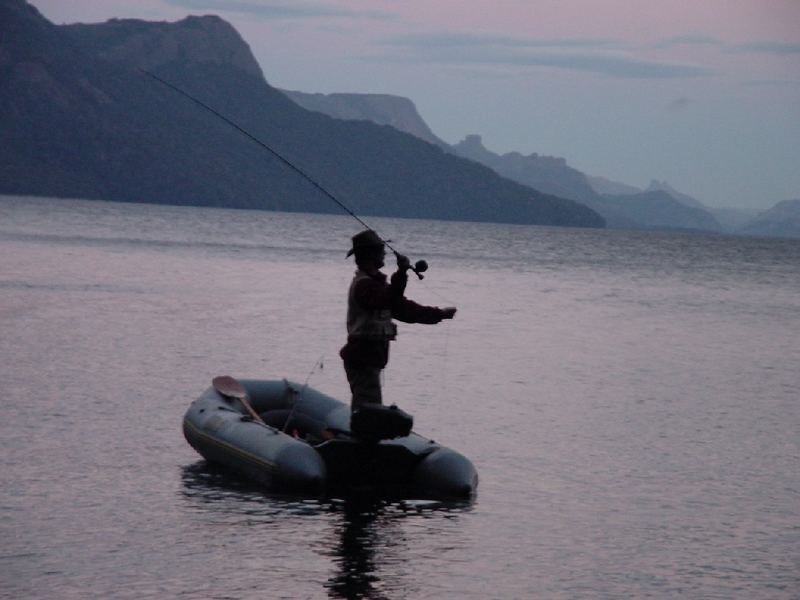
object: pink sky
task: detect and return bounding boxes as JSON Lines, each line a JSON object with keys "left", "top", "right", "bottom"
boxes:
{"left": 29, "top": 0, "right": 800, "bottom": 208}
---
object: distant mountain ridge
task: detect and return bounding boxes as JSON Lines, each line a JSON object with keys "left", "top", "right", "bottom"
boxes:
{"left": 598, "top": 190, "right": 722, "bottom": 233}
{"left": 287, "top": 90, "right": 727, "bottom": 234}
{"left": 446, "top": 136, "right": 725, "bottom": 232}
{"left": 645, "top": 180, "right": 705, "bottom": 209}
{"left": 0, "top": 0, "right": 603, "bottom": 228}
{"left": 451, "top": 134, "right": 600, "bottom": 206}
{"left": 586, "top": 174, "right": 641, "bottom": 196}
{"left": 737, "top": 199, "right": 800, "bottom": 239}
{"left": 63, "top": 15, "right": 264, "bottom": 78}
{"left": 282, "top": 89, "right": 448, "bottom": 149}
{"left": 318, "top": 89, "right": 796, "bottom": 238}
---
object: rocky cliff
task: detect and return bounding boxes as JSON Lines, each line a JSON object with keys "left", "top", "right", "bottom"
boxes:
{"left": 282, "top": 89, "right": 448, "bottom": 149}
{"left": 63, "top": 15, "right": 264, "bottom": 78}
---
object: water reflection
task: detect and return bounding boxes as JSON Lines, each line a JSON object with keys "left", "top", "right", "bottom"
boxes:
{"left": 180, "top": 461, "right": 329, "bottom": 516}
{"left": 325, "top": 496, "right": 390, "bottom": 600}
{"left": 180, "top": 461, "right": 474, "bottom": 599}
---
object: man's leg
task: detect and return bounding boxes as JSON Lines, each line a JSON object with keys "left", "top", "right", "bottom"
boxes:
{"left": 344, "top": 365, "right": 382, "bottom": 412}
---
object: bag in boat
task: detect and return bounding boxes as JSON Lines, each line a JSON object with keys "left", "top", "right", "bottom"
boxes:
{"left": 351, "top": 403, "right": 413, "bottom": 440}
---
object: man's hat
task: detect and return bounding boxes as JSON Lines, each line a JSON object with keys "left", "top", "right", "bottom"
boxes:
{"left": 346, "top": 229, "right": 384, "bottom": 257}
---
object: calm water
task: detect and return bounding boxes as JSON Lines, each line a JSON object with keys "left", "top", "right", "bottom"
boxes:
{"left": 1, "top": 195, "right": 798, "bottom": 599}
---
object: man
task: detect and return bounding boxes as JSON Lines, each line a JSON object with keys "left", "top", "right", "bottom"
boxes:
{"left": 340, "top": 229, "right": 457, "bottom": 412}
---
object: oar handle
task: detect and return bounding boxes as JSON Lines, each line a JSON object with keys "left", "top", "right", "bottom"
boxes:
{"left": 238, "top": 396, "right": 266, "bottom": 425}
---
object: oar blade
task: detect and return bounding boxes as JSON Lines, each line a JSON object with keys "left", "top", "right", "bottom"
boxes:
{"left": 212, "top": 375, "right": 247, "bottom": 400}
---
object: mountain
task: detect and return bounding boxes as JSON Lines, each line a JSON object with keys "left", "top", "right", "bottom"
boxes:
{"left": 449, "top": 136, "right": 723, "bottom": 232}
{"left": 586, "top": 175, "right": 641, "bottom": 196}
{"left": 0, "top": 0, "right": 603, "bottom": 229}
{"left": 737, "top": 199, "right": 800, "bottom": 239}
{"left": 645, "top": 180, "right": 706, "bottom": 209}
{"left": 598, "top": 191, "right": 722, "bottom": 232}
{"left": 451, "top": 134, "right": 602, "bottom": 207}
{"left": 449, "top": 135, "right": 640, "bottom": 229}
{"left": 281, "top": 89, "right": 449, "bottom": 149}
{"left": 64, "top": 13, "right": 265, "bottom": 78}
{"left": 280, "top": 87, "right": 729, "bottom": 234}
{"left": 643, "top": 181, "right": 780, "bottom": 234}
{"left": 291, "top": 90, "right": 800, "bottom": 237}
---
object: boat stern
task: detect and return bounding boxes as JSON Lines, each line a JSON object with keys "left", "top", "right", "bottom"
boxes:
{"left": 411, "top": 447, "right": 478, "bottom": 499}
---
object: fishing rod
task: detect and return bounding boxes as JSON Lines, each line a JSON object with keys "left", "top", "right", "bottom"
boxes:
{"left": 140, "top": 69, "right": 428, "bottom": 279}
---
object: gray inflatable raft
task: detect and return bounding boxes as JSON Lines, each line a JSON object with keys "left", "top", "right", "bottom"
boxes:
{"left": 182, "top": 379, "right": 478, "bottom": 499}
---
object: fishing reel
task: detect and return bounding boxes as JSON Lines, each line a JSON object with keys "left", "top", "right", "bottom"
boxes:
{"left": 411, "top": 259, "right": 428, "bottom": 279}
{"left": 395, "top": 251, "right": 428, "bottom": 279}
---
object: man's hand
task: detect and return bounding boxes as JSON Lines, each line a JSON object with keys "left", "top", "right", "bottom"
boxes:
{"left": 441, "top": 307, "right": 457, "bottom": 319}
{"left": 395, "top": 253, "right": 411, "bottom": 272}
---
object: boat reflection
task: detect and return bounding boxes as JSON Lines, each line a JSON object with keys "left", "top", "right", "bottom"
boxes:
{"left": 325, "top": 497, "right": 389, "bottom": 600}
{"left": 180, "top": 461, "right": 474, "bottom": 599}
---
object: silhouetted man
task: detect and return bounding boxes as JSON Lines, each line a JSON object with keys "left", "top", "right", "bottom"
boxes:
{"left": 340, "top": 230, "right": 456, "bottom": 412}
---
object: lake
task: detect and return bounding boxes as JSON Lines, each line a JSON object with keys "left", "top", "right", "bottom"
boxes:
{"left": 1, "top": 195, "right": 798, "bottom": 599}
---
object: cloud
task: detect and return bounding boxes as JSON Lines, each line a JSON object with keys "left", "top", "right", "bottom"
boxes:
{"left": 733, "top": 41, "right": 800, "bottom": 55}
{"left": 742, "top": 79, "right": 800, "bottom": 87}
{"left": 512, "top": 54, "right": 714, "bottom": 79}
{"left": 379, "top": 33, "right": 715, "bottom": 79}
{"left": 667, "top": 97, "right": 690, "bottom": 112}
{"left": 164, "top": 0, "right": 395, "bottom": 20}
{"left": 655, "top": 35, "right": 800, "bottom": 57}
{"left": 655, "top": 34, "right": 724, "bottom": 49}
{"left": 384, "top": 32, "right": 625, "bottom": 51}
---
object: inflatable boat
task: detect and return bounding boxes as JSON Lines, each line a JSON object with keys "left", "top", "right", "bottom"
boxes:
{"left": 182, "top": 377, "right": 478, "bottom": 499}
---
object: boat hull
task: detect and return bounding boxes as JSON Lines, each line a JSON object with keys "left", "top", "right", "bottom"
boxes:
{"left": 183, "top": 379, "right": 477, "bottom": 499}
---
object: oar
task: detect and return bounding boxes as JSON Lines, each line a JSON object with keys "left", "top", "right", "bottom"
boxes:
{"left": 212, "top": 375, "right": 265, "bottom": 425}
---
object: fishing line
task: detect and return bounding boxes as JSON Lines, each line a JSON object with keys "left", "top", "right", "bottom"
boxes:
{"left": 440, "top": 321, "right": 452, "bottom": 399}
{"left": 283, "top": 355, "right": 325, "bottom": 433}
{"left": 302, "top": 355, "right": 325, "bottom": 389}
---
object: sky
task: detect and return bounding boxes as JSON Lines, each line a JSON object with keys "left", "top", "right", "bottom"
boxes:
{"left": 30, "top": 0, "right": 800, "bottom": 209}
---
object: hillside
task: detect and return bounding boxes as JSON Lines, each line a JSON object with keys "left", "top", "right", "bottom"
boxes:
{"left": 737, "top": 199, "right": 800, "bottom": 239}
{"left": 0, "top": 0, "right": 603, "bottom": 228}
{"left": 598, "top": 191, "right": 722, "bottom": 233}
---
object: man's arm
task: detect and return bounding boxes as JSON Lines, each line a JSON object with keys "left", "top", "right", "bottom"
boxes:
{"left": 353, "top": 270, "right": 408, "bottom": 310}
{"left": 389, "top": 253, "right": 456, "bottom": 323}
{"left": 393, "top": 298, "right": 456, "bottom": 324}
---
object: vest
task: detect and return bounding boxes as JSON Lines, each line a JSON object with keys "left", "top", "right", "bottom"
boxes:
{"left": 346, "top": 270, "right": 398, "bottom": 341}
